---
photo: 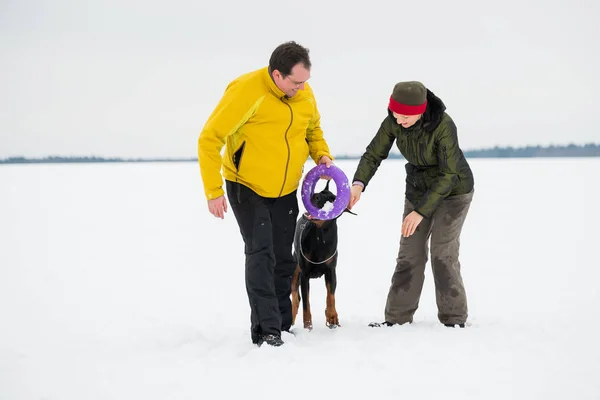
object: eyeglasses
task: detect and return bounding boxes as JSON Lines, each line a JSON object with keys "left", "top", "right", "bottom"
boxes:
{"left": 285, "top": 75, "right": 309, "bottom": 87}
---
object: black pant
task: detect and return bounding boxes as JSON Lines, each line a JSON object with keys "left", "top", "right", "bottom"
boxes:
{"left": 226, "top": 180, "right": 299, "bottom": 343}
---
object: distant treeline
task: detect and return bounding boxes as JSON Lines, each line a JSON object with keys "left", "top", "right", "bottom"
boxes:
{"left": 336, "top": 143, "right": 600, "bottom": 159}
{"left": 0, "top": 156, "right": 198, "bottom": 164}
{"left": 465, "top": 143, "right": 600, "bottom": 158}
{"left": 1, "top": 143, "right": 599, "bottom": 164}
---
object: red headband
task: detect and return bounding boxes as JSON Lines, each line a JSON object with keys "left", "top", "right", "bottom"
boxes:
{"left": 388, "top": 96, "right": 427, "bottom": 115}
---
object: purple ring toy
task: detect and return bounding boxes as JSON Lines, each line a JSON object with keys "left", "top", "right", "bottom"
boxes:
{"left": 301, "top": 164, "right": 350, "bottom": 220}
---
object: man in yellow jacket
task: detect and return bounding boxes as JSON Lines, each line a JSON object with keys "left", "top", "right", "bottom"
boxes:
{"left": 198, "top": 41, "right": 334, "bottom": 347}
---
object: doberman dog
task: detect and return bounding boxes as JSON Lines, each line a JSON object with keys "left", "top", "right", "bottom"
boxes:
{"left": 291, "top": 180, "right": 355, "bottom": 330}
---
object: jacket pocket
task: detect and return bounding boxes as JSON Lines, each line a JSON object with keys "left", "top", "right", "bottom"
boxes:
{"left": 405, "top": 163, "right": 427, "bottom": 191}
{"left": 232, "top": 141, "right": 246, "bottom": 172}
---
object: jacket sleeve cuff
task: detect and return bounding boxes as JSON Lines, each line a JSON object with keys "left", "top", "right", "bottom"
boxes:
{"left": 352, "top": 181, "right": 365, "bottom": 189}
{"left": 413, "top": 208, "right": 428, "bottom": 219}
{"left": 206, "top": 187, "right": 225, "bottom": 201}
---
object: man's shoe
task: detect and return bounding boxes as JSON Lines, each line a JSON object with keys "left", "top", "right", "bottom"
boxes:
{"left": 257, "top": 334, "right": 284, "bottom": 347}
{"left": 444, "top": 323, "right": 466, "bottom": 328}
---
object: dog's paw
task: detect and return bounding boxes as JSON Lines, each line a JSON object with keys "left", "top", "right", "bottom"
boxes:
{"left": 326, "top": 322, "right": 339, "bottom": 329}
{"left": 325, "top": 310, "right": 339, "bottom": 328}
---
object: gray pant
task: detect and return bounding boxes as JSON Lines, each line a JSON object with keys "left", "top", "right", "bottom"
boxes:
{"left": 384, "top": 190, "right": 474, "bottom": 325}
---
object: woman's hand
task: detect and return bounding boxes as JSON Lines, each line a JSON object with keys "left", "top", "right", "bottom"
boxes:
{"left": 402, "top": 211, "right": 424, "bottom": 237}
{"left": 348, "top": 184, "right": 363, "bottom": 210}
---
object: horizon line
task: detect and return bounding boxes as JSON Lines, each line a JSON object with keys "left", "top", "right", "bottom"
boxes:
{"left": 1, "top": 142, "right": 600, "bottom": 162}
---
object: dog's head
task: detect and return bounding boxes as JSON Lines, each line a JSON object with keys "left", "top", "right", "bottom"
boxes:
{"left": 310, "top": 180, "right": 337, "bottom": 210}
{"left": 308, "top": 180, "right": 356, "bottom": 222}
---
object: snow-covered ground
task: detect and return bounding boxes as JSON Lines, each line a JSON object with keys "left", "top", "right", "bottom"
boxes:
{"left": 1, "top": 158, "right": 598, "bottom": 399}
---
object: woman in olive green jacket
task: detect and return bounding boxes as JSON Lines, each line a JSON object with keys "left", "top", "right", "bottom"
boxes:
{"left": 348, "top": 81, "right": 474, "bottom": 328}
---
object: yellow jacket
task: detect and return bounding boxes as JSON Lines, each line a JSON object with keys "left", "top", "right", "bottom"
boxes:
{"left": 198, "top": 67, "right": 333, "bottom": 200}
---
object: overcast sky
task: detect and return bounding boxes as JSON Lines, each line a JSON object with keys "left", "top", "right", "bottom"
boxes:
{"left": 1, "top": 0, "right": 598, "bottom": 158}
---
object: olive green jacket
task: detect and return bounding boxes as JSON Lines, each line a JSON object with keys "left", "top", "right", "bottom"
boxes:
{"left": 352, "top": 89, "right": 474, "bottom": 218}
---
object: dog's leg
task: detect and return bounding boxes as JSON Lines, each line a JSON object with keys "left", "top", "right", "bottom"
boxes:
{"left": 291, "top": 265, "right": 301, "bottom": 327}
{"left": 324, "top": 268, "right": 339, "bottom": 328}
{"left": 300, "top": 272, "right": 313, "bottom": 330}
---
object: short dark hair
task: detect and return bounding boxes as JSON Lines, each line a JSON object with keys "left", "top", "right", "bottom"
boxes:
{"left": 269, "top": 41, "right": 311, "bottom": 77}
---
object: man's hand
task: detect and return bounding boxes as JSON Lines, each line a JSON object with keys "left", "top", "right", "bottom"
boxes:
{"left": 402, "top": 211, "right": 424, "bottom": 237}
{"left": 208, "top": 195, "right": 228, "bottom": 219}
{"left": 318, "top": 155, "right": 333, "bottom": 180}
{"left": 348, "top": 184, "right": 363, "bottom": 210}
{"left": 319, "top": 155, "right": 333, "bottom": 167}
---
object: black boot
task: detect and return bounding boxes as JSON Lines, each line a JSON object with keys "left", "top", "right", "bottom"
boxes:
{"left": 444, "top": 323, "right": 465, "bottom": 328}
{"left": 257, "top": 334, "right": 284, "bottom": 347}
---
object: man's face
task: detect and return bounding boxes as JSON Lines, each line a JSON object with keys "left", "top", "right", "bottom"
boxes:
{"left": 273, "top": 63, "right": 310, "bottom": 97}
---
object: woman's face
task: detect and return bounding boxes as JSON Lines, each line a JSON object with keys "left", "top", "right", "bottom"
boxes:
{"left": 392, "top": 112, "right": 422, "bottom": 128}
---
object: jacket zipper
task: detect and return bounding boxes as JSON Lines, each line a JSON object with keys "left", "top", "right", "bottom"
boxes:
{"left": 278, "top": 100, "right": 293, "bottom": 197}
{"left": 419, "top": 141, "right": 428, "bottom": 166}
{"left": 442, "top": 145, "right": 449, "bottom": 169}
